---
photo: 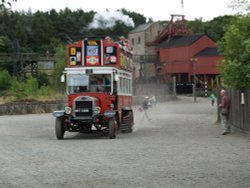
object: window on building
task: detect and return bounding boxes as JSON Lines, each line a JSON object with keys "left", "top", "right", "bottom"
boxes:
{"left": 131, "top": 38, "right": 134, "bottom": 45}
{"left": 138, "top": 37, "right": 141, "bottom": 44}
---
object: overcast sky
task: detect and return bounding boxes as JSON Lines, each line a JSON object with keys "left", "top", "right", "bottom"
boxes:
{"left": 12, "top": 0, "right": 235, "bottom": 22}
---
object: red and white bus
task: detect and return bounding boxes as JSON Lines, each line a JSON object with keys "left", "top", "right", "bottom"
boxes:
{"left": 53, "top": 37, "right": 134, "bottom": 139}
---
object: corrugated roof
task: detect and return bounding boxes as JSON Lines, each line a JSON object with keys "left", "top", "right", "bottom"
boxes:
{"left": 129, "top": 23, "right": 152, "bottom": 34}
{"left": 158, "top": 34, "right": 204, "bottom": 48}
{"left": 194, "top": 47, "right": 221, "bottom": 57}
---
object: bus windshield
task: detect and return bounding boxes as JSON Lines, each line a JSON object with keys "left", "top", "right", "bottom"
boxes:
{"left": 67, "top": 73, "right": 112, "bottom": 94}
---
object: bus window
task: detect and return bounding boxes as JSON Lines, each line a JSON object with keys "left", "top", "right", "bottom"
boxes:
{"left": 89, "top": 74, "right": 111, "bottom": 93}
{"left": 67, "top": 74, "right": 89, "bottom": 94}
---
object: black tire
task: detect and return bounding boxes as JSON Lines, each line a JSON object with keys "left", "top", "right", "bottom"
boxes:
{"left": 55, "top": 117, "right": 65, "bottom": 140}
{"left": 108, "top": 118, "right": 117, "bottom": 139}
{"left": 127, "top": 111, "right": 134, "bottom": 133}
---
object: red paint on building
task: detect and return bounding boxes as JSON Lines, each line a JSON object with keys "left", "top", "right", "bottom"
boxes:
{"left": 157, "top": 33, "right": 222, "bottom": 87}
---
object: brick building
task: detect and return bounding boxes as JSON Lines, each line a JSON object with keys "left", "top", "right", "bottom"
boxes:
{"left": 128, "top": 22, "right": 166, "bottom": 81}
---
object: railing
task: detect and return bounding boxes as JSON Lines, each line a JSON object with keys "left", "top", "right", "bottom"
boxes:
{"left": 0, "top": 53, "right": 55, "bottom": 63}
{"left": 0, "top": 53, "right": 13, "bottom": 62}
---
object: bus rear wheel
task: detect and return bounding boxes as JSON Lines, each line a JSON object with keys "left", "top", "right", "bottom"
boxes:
{"left": 108, "top": 118, "right": 117, "bottom": 139}
{"left": 127, "top": 111, "right": 133, "bottom": 133}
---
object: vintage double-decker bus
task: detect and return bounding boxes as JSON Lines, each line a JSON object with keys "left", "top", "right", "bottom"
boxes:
{"left": 53, "top": 37, "right": 134, "bottom": 139}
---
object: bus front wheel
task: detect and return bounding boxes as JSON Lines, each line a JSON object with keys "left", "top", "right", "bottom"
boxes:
{"left": 55, "top": 117, "right": 65, "bottom": 140}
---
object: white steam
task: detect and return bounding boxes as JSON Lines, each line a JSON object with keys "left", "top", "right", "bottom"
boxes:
{"left": 88, "top": 10, "right": 135, "bottom": 29}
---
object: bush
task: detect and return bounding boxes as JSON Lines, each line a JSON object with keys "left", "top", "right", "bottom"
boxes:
{"left": 36, "top": 73, "right": 51, "bottom": 88}
{"left": 0, "top": 74, "right": 65, "bottom": 102}
{"left": 0, "top": 70, "right": 12, "bottom": 95}
{"left": 25, "top": 77, "right": 39, "bottom": 95}
{"left": 0, "top": 70, "right": 12, "bottom": 89}
{"left": 10, "top": 78, "right": 27, "bottom": 100}
{"left": 10, "top": 76, "right": 39, "bottom": 101}
{"left": 38, "top": 85, "right": 53, "bottom": 96}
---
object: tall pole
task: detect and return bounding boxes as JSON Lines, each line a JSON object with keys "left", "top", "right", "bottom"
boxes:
{"left": 191, "top": 58, "right": 197, "bottom": 102}
{"left": 173, "top": 76, "right": 176, "bottom": 97}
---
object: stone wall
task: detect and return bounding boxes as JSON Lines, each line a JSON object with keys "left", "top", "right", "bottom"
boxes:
{"left": 0, "top": 101, "right": 65, "bottom": 115}
{"left": 0, "top": 93, "right": 176, "bottom": 115}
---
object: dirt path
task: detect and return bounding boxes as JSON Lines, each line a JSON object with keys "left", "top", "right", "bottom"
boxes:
{"left": 0, "top": 96, "right": 249, "bottom": 188}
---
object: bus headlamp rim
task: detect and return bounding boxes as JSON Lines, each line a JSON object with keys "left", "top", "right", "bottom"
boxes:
{"left": 64, "top": 106, "right": 72, "bottom": 115}
{"left": 94, "top": 106, "right": 101, "bottom": 114}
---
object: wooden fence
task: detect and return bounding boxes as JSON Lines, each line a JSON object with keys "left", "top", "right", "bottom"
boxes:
{"left": 227, "top": 89, "right": 250, "bottom": 132}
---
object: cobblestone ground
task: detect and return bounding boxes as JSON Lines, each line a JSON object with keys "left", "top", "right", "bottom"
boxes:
{"left": 0, "top": 96, "right": 249, "bottom": 188}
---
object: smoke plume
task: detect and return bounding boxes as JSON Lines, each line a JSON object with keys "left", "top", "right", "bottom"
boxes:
{"left": 88, "top": 10, "right": 135, "bottom": 29}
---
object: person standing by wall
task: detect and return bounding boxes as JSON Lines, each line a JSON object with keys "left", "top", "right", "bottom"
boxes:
{"left": 219, "top": 89, "right": 231, "bottom": 135}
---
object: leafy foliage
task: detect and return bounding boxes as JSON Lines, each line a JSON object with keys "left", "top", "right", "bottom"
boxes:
{"left": 0, "top": 70, "right": 12, "bottom": 94}
{"left": 218, "top": 15, "right": 250, "bottom": 88}
{"left": 35, "top": 73, "right": 51, "bottom": 88}
{"left": 0, "top": 8, "right": 147, "bottom": 54}
{"left": 187, "top": 18, "right": 205, "bottom": 35}
{"left": 187, "top": 15, "right": 234, "bottom": 42}
{"left": 54, "top": 44, "right": 67, "bottom": 88}
{"left": 0, "top": 35, "right": 12, "bottom": 52}
{"left": 220, "top": 60, "right": 250, "bottom": 89}
{"left": 204, "top": 16, "right": 234, "bottom": 41}
{"left": 10, "top": 76, "right": 38, "bottom": 100}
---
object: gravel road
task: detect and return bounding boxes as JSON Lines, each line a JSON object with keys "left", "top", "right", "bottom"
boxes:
{"left": 0, "top": 96, "right": 249, "bottom": 188}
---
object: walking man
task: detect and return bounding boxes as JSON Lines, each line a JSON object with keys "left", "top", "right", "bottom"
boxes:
{"left": 141, "top": 96, "right": 152, "bottom": 121}
{"left": 219, "top": 89, "right": 231, "bottom": 135}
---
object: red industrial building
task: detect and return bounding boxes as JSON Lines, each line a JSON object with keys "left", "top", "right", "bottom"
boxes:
{"left": 155, "top": 15, "right": 223, "bottom": 91}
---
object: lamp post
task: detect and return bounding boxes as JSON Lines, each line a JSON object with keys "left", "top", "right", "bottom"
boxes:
{"left": 190, "top": 58, "right": 197, "bottom": 102}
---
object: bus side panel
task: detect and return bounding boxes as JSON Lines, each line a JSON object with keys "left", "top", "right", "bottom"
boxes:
{"left": 117, "top": 95, "right": 132, "bottom": 110}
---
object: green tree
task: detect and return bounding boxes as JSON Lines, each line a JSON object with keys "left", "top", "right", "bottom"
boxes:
{"left": 0, "top": 70, "right": 12, "bottom": 94}
{"left": 218, "top": 15, "right": 250, "bottom": 88}
{"left": 0, "top": 35, "right": 12, "bottom": 52}
{"left": 204, "top": 15, "right": 234, "bottom": 41}
{"left": 53, "top": 44, "right": 67, "bottom": 88}
{"left": 12, "top": 12, "right": 29, "bottom": 49}
{"left": 35, "top": 73, "right": 50, "bottom": 88}
{"left": 31, "top": 11, "right": 55, "bottom": 52}
{"left": 187, "top": 18, "right": 205, "bottom": 34}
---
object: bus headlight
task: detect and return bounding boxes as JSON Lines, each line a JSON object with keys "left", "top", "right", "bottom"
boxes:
{"left": 64, "top": 106, "right": 72, "bottom": 115}
{"left": 94, "top": 106, "right": 101, "bottom": 114}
